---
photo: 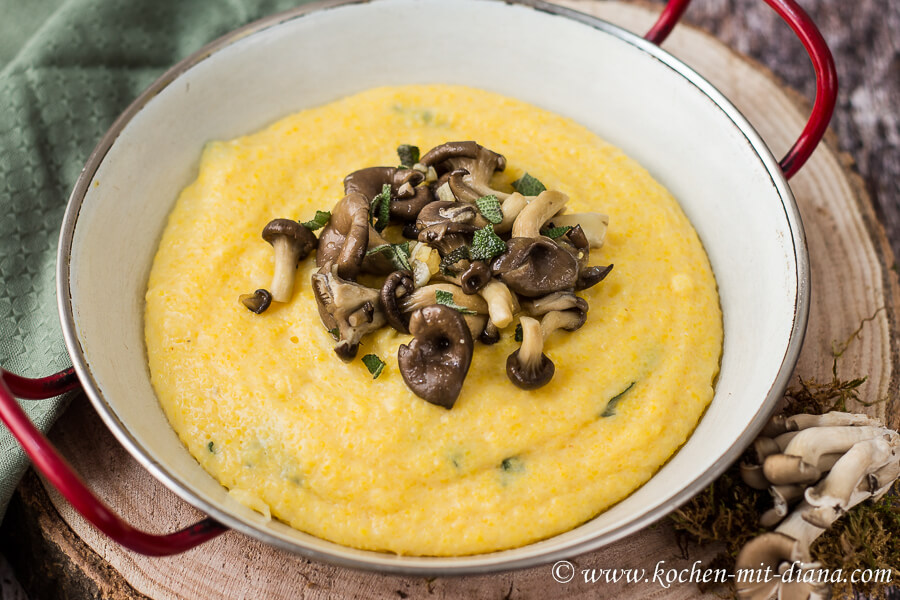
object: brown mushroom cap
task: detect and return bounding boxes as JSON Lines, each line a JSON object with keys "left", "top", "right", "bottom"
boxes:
{"left": 380, "top": 270, "right": 415, "bottom": 333}
{"left": 316, "top": 192, "right": 370, "bottom": 280}
{"left": 398, "top": 305, "right": 474, "bottom": 409}
{"left": 506, "top": 316, "right": 555, "bottom": 389}
{"left": 460, "top": 261, "right": 491, "bottom": 294}
{"left": 416, "top": 201, "right": 477, "bottom": 256}
{"left": 420, "top": 141, "right": 509, "bottom": 201}
{"left": 344, "top": 166, "right": 432, "bottom": 222}
{"left": 262, "top": 218, "right": 317, "bottom": 257}
{"left": 239, "top": 289, "right": 273, "bottom": 314}
{"left": 261, "top": 218, "right": 318, "bottom": 302}
{"left": 491, "top": 237, "right": 579, "bottom": 297}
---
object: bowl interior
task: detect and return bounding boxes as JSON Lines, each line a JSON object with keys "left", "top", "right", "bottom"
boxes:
{"left": 60, "top": 0, "right": 804, "bottom": 573}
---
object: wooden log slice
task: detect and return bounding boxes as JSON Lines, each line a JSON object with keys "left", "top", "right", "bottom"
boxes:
{"left": 4, "top": 2, "right": 898, "bottom": 599}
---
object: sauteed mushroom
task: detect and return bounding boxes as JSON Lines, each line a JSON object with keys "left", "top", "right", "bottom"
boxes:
{"left": 380, "top": 270, "right": 416, "bottom": 333}
{"left": 239, "top": 288, "right": 272, "bottom": 314}
{"left": 419, "top": 141, "right": 509, "bottom": 201}
{"left": 416, "top": 201, "right": 477, "bottom": 256}
{"left": 398, "top": 305, "right": 474, "bottom": 409}
{"left": 316, "top": 192, "right": 370, "bottom": 280}
{"left": 507, "top": 316, "right": 554, "bottom": 389}
{"left": 490, "top": 237, "right": 579, "bottom": 297}
{"left": 557, "top": 225, "right": 614, "bottom": 291}
{"left": 262, "top": 218, "right": 317, "bottom": 302}
{"left": 311, "top": 262, "right": 386, "bottom": 360}
{"left": 511, "top": 190, "right": 568, "bottom": 238}
{"left": 344, "top": 166, "right": 433, "bottom": 221}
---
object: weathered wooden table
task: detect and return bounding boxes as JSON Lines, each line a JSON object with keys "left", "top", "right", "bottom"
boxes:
{"left": 2, "top": 0, "right": 898, "bottom": 598}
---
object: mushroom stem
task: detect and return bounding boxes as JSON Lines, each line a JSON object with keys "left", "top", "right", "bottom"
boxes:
{"left": 518, "top": 317, "right": 544, "bottom": 367}
{"left": 495, "top": 192, "right": 528, "bottom": 234}
{"left": 270, "top": 236, "right": 303, "bottom": 302}
{"left": 511, "top": 190, "right": 569, "bottom": 238}
{"left": 540, "top": 310, "right": 585, "bottom": 343}
{"left": 781, "top": 425, "right": 889, "bottom": 466}
{"left": 479, "top": 280, "right": 515, "bottom": 328}
{"left": 400, "top": 283, "right": 488, "bottom": 316}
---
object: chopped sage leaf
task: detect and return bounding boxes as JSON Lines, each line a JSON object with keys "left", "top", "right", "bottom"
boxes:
{"left": 327, "top": 327, "right": 340, "bottom": 340}
{"left": 361, "top": 354, "right": 386, "bottom": 379}
{"left": 370, "top": 183, "right": 392, "bottom": 232}
{"left": 542, "top": 225, "right": 573, "bottom": 239}
{"left": 512, "top": 172, "right": 546, "bottom": 196}
{"left": 475, "top": 194, "right": 503, "bottom": 224}
{"left": 601, "top": 381, "right": 636, "bottom": 417}
{"left": 500, "top": 456, "right": 525, "bottom": 472}
{"left": 397, "top": 144, "right": 420, "bottom": 168}
{"left": 470, "top": 225, "right": 507, "bottom": 261}
{"left": 367, "top": 242, "right": 411, "bottom": 271}
{"left": 207, "top": 441, "right": 215, "bottom": 453}
{"left": 514, "top": 323, "right": 523, "bottom": 343}
{"left": 300, "top": 210, "right": 331, "bottom": 231}
{"left": 435, "top": 289, "right": 477, "bottom": 315}
{"left": 439, "top": 244, "right": 470, "bottom": 276}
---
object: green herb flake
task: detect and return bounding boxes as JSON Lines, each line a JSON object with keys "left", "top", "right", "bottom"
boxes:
{"left": 300, "top": 210, "right": 331, "bottom": 231}
{"left": 327, "top": 327, "right": 340, "bottom": 340}
{"left": 366, "top": 242, "right": 411, "bottom": 271}
{"left": 475, "top": 195, "right": 503, "bottom": 224}
{"left": 500, "top": 456, "right": 525, "bottom": 473}
{"left": 470, "top": 225, "right": 507, "bottom": 261}
{"left": 601, "top": 381, "right": 636, "bottom": 417}
{"left": 514, "top": 323, "right": 523, "bottom": 343}
{"left": 397, "top": 144, "right": 420, "bottom": 168}
{"left": 361, "top": 354, "right": 386, "bottom": 379}
{"left": 542, "top": 225, "right": 573, "bottom": 239}
{"left": 439, "top": 245, "right": 470, "bottom": 276}
{"left": 435, "top": 289, "right": 477, "bottom": 315}
{"left": 512, "top": 173, "right": 546, "bottom": 196}
{"left": 207, "top": 441, "right": 215, "bottom": 453}
{"left": 370, "top": 183, "right": 392, "bottom": 232}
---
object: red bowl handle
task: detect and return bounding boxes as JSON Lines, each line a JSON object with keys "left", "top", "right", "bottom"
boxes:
{"left": 0, "top": 368, "right": 227, "bottom": 555}
{"left": 645, "top": 0, "right": 837, "bottom": 179}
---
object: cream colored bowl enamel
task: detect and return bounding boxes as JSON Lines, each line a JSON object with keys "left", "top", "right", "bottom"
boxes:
{"left": 58, "top": 0, "right": 807, "bottom": 574}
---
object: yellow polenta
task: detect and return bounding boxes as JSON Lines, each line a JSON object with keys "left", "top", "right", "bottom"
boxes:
{"left": 144, "top": 85, "right": 722, "bottom": 556}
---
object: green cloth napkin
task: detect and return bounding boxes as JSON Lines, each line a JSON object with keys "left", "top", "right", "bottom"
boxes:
{"left": 0, "top": 0, "right": 312, "bottom": 520}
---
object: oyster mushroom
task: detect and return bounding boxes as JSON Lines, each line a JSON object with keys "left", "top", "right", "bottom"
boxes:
{"left": 477, "top": 280, "right": 516, "bottom": 329}
{"left": 490, "top": 237, "right": 579, "bottom": 297}
{"left": 419, "top": 141, "right": 509, "bottom": 201}
{"left": 398, "top": 305, "right": 474, "bottom": 409}
{"left": 239, "top": 289, "right": 273, "bottom": 314}
{"left": 380, "top": 270, "right": 416, "bottom": 334}
{"left": 459, "top": 261, "right": 492, "bottom": 295}
{"left": 734, "top": 532, "right": 829, "bottom": 600}
{"left": 507, "top": 316, "right": 554, "bottom": 390}
{"left": 495, "top": 192, "right": 528, "bottom": 234}
{"left": 261, "top": 218, "right": 317, "bottom": 302}
{"left": 398, "top": 283, "right": 489, "bottom": 338}
{"left": 416, "top": 201, "right": 477, "bottom": 256}
{"left": 511, "top": 190, "right": 569, "bottom": 238}
{"left": 802, "top": 435, "right": 898, "bottom": 527}
{"left": 556, "top": 225, "right": 614, "bottom": 291}
{"left": 311, "top": 262, "right": 386, "bottom": 361}
{"left": 316, "top": 192, "right": 370, "bottom": 280}
{"left": 545, "top": 212, "right": 609, "bottom": 248}
{"left": 343, "top": 166, "right": 433, "bottom": 221}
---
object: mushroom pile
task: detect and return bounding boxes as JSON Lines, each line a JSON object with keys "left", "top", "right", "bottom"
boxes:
{"left": 734, "top": 411, "right": 900, "bottom": 600}
{"left": 242, "top": 141, "right": 613, "bottom": 408}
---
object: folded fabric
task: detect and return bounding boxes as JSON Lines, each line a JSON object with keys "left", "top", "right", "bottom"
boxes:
{"left": 0, "top": 0, "right": 311, "bottom": 520}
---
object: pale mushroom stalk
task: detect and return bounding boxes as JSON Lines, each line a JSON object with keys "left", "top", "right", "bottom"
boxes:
{"left": 399, "top": 283, "right": 488, "bottom": 315}
{"left": 540, "top": 310, "right": 586, "bottom": 343}
{"left": 545, "top": 212, "right": 609, "bottom": 248}
{"left": 495, "top": 192, "right": 528, "bottom": 234}
{"left": 478, "top": 280, "right": 515, "bottom": 328}
{"left": 511, "top": 190, "right": 569, "bottom": 238}
{"left": 262, "top": 219, "right": 317, "bottom": 303}
{"left": 518, "top": 317, "right": 544, "bottom": 371}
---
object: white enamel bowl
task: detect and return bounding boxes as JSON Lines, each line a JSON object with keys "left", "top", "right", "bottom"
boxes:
{"left": 57, "top": 0, "right": 809, "bottom": 574}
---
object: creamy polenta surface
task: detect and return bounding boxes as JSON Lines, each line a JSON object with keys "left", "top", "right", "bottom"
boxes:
{"left": 145, "top": 85, "right": 722, "bottom": 555}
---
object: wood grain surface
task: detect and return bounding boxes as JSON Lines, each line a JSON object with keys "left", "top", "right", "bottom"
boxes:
{"left": 2, "top": 1, "right": 898, "bottom": 599}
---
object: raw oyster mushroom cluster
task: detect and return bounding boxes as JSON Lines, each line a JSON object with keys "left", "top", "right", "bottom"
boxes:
{"left": 242, "top": 141, "right": 613, "bottom": 408}
{"left": 735, "top": 411, "right": 900, "bottom": 600}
